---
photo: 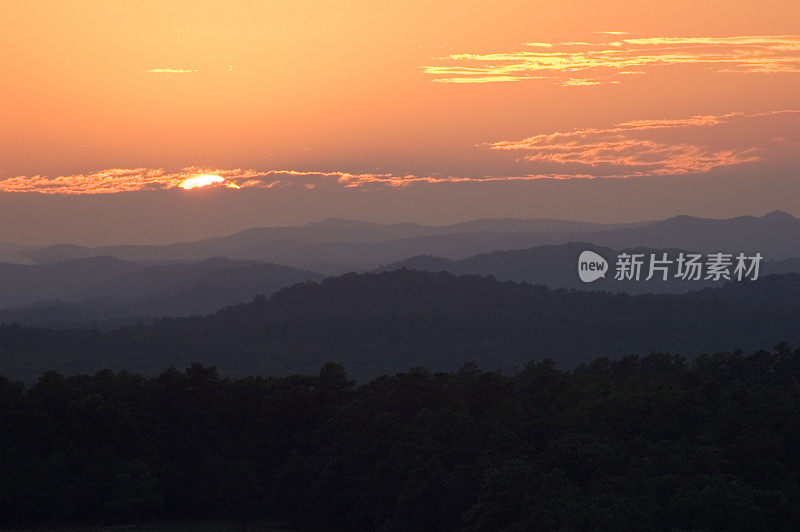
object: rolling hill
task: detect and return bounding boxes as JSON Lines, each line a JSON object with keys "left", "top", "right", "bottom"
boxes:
{"left": 378, "top": 242, "right": 800, "bottom": 294}
{"left": 6, "top": 211, "right": 797, "bottom": 273}
{"left": 0, "top": 258, "right": 324, "bottom": 326}
{"left": 14, "top": 217, "right": 636, "bottom": 266}
{"left": 0, "top": 256, "right": 145, "bottom": 308}
{"left": 2, "top": 269, "right": 800, "bottom": 383}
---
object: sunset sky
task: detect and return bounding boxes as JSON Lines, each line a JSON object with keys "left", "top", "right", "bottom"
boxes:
{"left": 1, "top": 0, "right": 799, "bottom": 245}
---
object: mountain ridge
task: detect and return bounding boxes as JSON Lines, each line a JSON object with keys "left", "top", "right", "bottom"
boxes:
{"left": 3, "top": 268, "right": 800, "bottom": 383}
{"left": 1, "top": 210, "right": 797, "bottom": 274}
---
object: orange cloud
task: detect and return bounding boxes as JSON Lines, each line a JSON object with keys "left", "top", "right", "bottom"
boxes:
{"left": 489, "top": 110, "right": 797, "bottom": 177}
{"left": 562, "top": 78, "right": 602, "bottom": 86}
{"left": 0, "top": 167, "right": 605, "bottom": 194}
{"left": 422, "top": 34, "right": 800, "bottom": 84}
{"left": 432, "top": 75, "right": 538, "bottom": 83}
{"left": 0, "top": 168, "right": 260, "bottom": 194}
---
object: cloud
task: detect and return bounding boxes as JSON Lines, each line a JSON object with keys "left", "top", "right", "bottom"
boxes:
{"left": 562, "top": 78, "right": 602, "bottom": 86}
{"left": 432, "top": 75, "right": 536, "bottom": 83}
{"left": 422, "top": 34, "right": 800, "bottom": 84}
{"left": 489, "top": 110, "right": 797, "bottom": 177}
{"left": 0, "top": 167, "right": 610, "bottom": 195}
{"left": 0, "top": 168, "right": 258, "bottom": 194}
{"left": 147, "top": 68, "right": 199, "bottom": 73}
{"left": 1, "top": 110, "right": 794, "bottom": 194}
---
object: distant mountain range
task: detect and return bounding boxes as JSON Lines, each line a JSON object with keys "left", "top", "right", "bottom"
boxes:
{"left": 378, "top": 243, "right": 800, "bottom": 294}
{"left": 0, "top": 256, "right": 144, "bottom": 308}
{"left": 0, "top": 257, "right": 323, "bottom": 326}
{"left": 4, "top": 241, "right": 798, "bottom": 327}
{"left": 2, "top": 217, "right": 637, "bottom": 269}
{"left": 3, "top": 269, "right": 800, "bottom": 383}
{"left": 1, "top": 211, "right": 797, "bottom": 274}
{"left": 1, "top": 211, "right": 799, "bottom": 326}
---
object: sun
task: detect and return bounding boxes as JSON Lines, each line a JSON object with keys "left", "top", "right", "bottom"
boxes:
{"left": 179, "top": 174, "right": 225, "bottom": 190}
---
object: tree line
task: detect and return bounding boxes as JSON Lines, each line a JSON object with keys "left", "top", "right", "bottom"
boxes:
{"left": 2, "top": 344, "right": 800, "bottom": 529}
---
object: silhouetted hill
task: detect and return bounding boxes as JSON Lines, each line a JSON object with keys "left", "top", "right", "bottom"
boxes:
{"left": 0, "top": 256, "right": 145, "bottom": 307}
{"left": 12, "top": 217, "right": 640, "bottom": 271}
{"left": 445, "top": 217, "right": 642, "bottom": 232}
{"left": 74, "top": 257, "right": 323, "bottom": 301}
{"left": 0, "top": 258, "right": 324, "bottom": 326}
{"left": 0, "top": 242, "right": 32, "bottom": 263}
{"left": 378, "top": 242, "right": 800, "bottom": 294}
{"left": 2, "top": 269, "right": 800, "bottom": 382}
{"left": 11, "top": 211, "right": 798, "bottom": 272}
{"left": 586, "top": 210, "right": 800, "bottom": 258}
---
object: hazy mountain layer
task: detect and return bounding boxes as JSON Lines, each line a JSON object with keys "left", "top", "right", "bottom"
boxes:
{"left": 12, "top": 217, "right": 636, "bottom": 266}
{"left": 0, "top": 258, "right": 324, "bottom": 326}
{"left": 0, "top": 256, "right": 145, "bottom": 307}
{"left": 378, "top": 242, "right": 800, "bottom": 294}
{"left": 4, "top": 211, "right": 795, "bottom": 273}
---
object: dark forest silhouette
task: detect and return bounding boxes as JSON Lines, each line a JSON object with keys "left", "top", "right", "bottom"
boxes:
{"left": 2, "top": 345, "right": 800, "bottom": 528}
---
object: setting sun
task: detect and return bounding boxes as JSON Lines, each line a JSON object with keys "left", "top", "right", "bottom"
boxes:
{"left": 179, "top": 174, "right": 225, "bottom": 190}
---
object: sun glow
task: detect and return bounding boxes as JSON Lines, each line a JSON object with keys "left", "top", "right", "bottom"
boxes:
{"left": 179, "top": 174, "right": 225, "bottom": 190}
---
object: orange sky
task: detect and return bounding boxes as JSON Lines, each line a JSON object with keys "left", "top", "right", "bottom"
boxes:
{"left": 0, "top": 0, "right": 798, "bottom": 243}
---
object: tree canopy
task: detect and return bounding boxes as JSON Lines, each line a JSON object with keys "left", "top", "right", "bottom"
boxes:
{"left": 2, "top": 345, "right": 800, "bottom": 529}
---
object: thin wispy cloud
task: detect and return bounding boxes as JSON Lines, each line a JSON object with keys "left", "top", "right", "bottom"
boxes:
{"left": 490, "top": 110, "right": 798, "bottom": 177}
{"left": 562, "top": 78, "right": 603, "bottom": 86}
{"left": 0, "top": 168, "right": 256, "bottom": 194}
{"left": 423, "top": 34, "right": 800, "bottom": 84}
{"left": 0, "top": 167, "right": 600, "bottom": 194}
{"left": 432, "top": 75, "right": 537, "bottom": 83}
{"left": 242, "top": 171, "right": 604, "bottom": 187}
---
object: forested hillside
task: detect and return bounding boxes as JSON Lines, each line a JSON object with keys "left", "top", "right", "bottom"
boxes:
{"left": 2, "top": 270, "right": 800, "bottom": 382}
{"left": 2, "top": 346, "right": 800, "bottom": 529}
